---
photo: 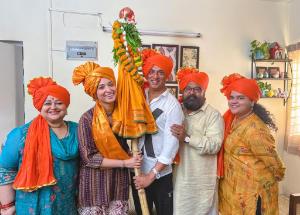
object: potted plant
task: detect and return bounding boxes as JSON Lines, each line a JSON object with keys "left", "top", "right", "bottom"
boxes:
{"left": 250, "top": 40, "right": 270, "bottom": 60}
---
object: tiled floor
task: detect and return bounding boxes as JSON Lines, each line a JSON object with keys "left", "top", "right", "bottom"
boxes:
{"left": 128, "top": 194, "right": 291, "bottom": 215}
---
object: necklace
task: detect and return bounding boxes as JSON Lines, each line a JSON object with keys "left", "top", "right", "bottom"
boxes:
{"left": 237, "top": 110, "right": 253, "bottom": 121}
{"left": 51, "top": 122, "right": 69, "bottom": 139}
{"left": 232, "top": 110, "right": 253, "bottom": 128}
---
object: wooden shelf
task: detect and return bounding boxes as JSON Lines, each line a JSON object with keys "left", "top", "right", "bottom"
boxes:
{"left": 253, "top": 58, "right": 292, "bottom": 63}
{"left": 260, "top": 97, "right": 287, "bottom": 99}
{"left": 255, "top": 78, "right": 292, "bottom": 80}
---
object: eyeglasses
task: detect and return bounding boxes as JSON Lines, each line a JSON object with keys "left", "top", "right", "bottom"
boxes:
{"left": 184, "top": 86, "right": 202, "bottom": 94}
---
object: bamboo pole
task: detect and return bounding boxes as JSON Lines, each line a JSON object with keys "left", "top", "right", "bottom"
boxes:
{"left": 130, "top": 138, "right": 150, "bottom": 215}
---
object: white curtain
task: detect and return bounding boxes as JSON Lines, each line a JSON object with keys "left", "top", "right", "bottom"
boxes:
{"left": 286, "top": 44, "right": 300, "bottom": 155}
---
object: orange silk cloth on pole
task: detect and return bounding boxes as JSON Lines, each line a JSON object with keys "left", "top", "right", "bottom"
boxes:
{"left": 112, "top": 65, "right": 157, "bottom": 138}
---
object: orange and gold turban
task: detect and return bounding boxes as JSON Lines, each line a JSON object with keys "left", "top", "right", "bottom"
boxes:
{"left": 13, "top": 77, "right": 70, "bottom": 191}
{"left": 176, "top": 67, "right": 209, "bottom": 91}
{"left": 220, "top": 73, "right": 261, "bottom": 102}
{"left": 73, "top": 61, "right": 116, "bottom": 100}
{"left": 142, "top": 49, "right": 173, "bottom": 78}
{"left": 73, "top": 62, "right": 129, "bottom": 160}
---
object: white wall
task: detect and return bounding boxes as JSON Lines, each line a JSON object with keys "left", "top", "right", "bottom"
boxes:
{"left": 1, "top": 0, "right": 294, "bottom": 193}
{"left": 287, "top": 0, "right": 300, "bottom": 44}
{"left": 50, "top": 0, "right": 288, "bottom": 118}
{"left": 0, "top": 41, "right": 24, "bottom": 147}
{"left": 0, "top": 42, "right": 15, "bottom": 143}
{"left": 280, "top": 0, "right": 300, "bottom": 195}
{"left": 0, "top": 0, "right": 49, "bottom": 122}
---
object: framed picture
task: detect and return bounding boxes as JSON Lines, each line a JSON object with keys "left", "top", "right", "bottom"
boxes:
{"left": 268, "top": 67, "right": 281, "bottom": 78}
{"left": 152, "top": 44, "right": 179, "bottom": 83}
{"left": 166, "top": 84, "right": 179, "bottom": 99}
{"left": 255, "top": 66, "right": 268, "bottom": 79}
{"left": 180, "top": 46, "right": 200, "bottom": 69}
{"left": 141, "top": 44, "right": 151, "bottom": 50}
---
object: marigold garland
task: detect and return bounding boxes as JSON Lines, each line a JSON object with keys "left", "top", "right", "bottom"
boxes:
{"left": 112, "top": 20, "right": 144, "bottom": 85}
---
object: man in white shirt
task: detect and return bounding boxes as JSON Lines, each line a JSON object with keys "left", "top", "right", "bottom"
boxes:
{"left": 171, "top": 68, "right": 224, "bottom": 215}
{"left": 133, "top": 49, "right": 184, "bottom": 215}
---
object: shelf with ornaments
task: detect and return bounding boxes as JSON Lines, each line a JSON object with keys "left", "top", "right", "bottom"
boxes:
{"left": 251, "top": 54, "right": 293, "bottom": 106}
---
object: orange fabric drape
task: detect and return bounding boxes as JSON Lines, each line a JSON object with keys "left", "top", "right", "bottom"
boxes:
{"left": 13, "top": 115, "right": 56, "bottom": 191}
{"left": 112, "top": 64, "right": 157, "bottom": 138}
{"left": 92, "top": 101, "right": 130, "bottom": 160}
{"left": 217, "top": 110, "right": 234, "bottom": 177}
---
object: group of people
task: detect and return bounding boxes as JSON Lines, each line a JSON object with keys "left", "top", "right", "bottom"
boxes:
{"left": 0, "top": 48, "right": 285, "bottom": 215}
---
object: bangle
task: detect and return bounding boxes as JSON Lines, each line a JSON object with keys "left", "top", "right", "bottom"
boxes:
{"left": 0, "top": 201, "right": 15, "bottom": 210}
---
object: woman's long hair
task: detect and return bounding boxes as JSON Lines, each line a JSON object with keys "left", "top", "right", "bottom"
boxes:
{"left": 253, "top": 103, "right": 278, "bottom": 131}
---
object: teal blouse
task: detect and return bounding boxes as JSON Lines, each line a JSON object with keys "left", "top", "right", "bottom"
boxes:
{"left": 0, "top": 121, "right": 79, "bottom": 215}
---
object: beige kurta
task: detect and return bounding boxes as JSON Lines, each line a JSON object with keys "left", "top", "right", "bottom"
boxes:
{"left": 174, "top": 103, "right": 224, "bottom": 215}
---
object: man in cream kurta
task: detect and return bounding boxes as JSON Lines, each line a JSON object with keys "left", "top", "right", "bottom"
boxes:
{"left": 171, "top": 68, "right": 224, "bottom": 215}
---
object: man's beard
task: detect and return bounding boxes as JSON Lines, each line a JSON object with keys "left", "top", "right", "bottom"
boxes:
{"left": 183, "top": 95, "right": 205, "bottom": 111}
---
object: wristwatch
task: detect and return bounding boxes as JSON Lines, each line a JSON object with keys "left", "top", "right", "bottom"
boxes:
{"left": 184, "top": 135, "right": 190, "bottom": 144}
{"left": 151, "top": 168, "right": 161, "bottom": 179}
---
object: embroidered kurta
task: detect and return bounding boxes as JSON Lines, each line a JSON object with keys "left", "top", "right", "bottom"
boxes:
{"left": 219, "top": 113, "right": 285, "bottom": 215}
{"left": 174, "top": 103, "right": 224, "bottom": 215}
{"left": 0, "top": 121, "right": 79, "bottom": 215}
{"left": 78, "top": 108, "right": 130, "bottom": 208}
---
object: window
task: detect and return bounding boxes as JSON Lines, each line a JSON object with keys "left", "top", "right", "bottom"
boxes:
{"left": 286, "top": 47, "right": 300, "bottom": 155}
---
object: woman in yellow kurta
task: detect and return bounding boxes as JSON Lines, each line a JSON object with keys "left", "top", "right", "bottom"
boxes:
{"left": 218, "top": 73, "right": 285, "bottom": 215}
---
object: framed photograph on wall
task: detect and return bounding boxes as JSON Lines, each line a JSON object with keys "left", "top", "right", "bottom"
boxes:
{"left": 141, "top": 44, "right": 151, "bottom": 50}
{"left": 152, "top": 44, "right": 179, "bottom": 83}
{"left": 166, "top": 84, "right": 179, "bottom": 99}
{"left": 180, "top": 46, "right": 200, "bottom": 69}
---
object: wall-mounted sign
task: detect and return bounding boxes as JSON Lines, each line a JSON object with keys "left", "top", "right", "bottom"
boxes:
{"left": 66, "top": 41, "right": 97, "bottom": 60}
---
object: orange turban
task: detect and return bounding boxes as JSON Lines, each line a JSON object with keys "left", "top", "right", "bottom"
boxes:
{"left": 220, "top": 73, "right": 261, "bottom": 102}
{"left": 72, "top": 62, "right": 129, "bottom": 160}
{"left": 13, "top": 77, "right": 70, "bottom": 191}
{"left": 177, "top": 67, "right": 209, "bottom": 91}
{"left": 72, "top": 61, "right": 116, "bottom": 100}
{"left": 142, "top": 49, "right": 173, "bottom": 78}
{"left": 27, "top": 77, "right": 70, "bottom": 111}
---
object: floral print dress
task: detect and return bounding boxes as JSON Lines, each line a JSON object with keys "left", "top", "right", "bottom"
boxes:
{"left": 219, "top": 114, "right": 285, "bottom": 215}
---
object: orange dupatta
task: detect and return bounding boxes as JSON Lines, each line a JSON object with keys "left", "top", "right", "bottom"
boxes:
{"left": 93, "top": 101, "right": 130, "bottom": 160}
{"left": 217, "top": 110, "right": 234, "bottom": 178}
{"left": 13, "top": 115, "right": 56, "bottom": 191}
